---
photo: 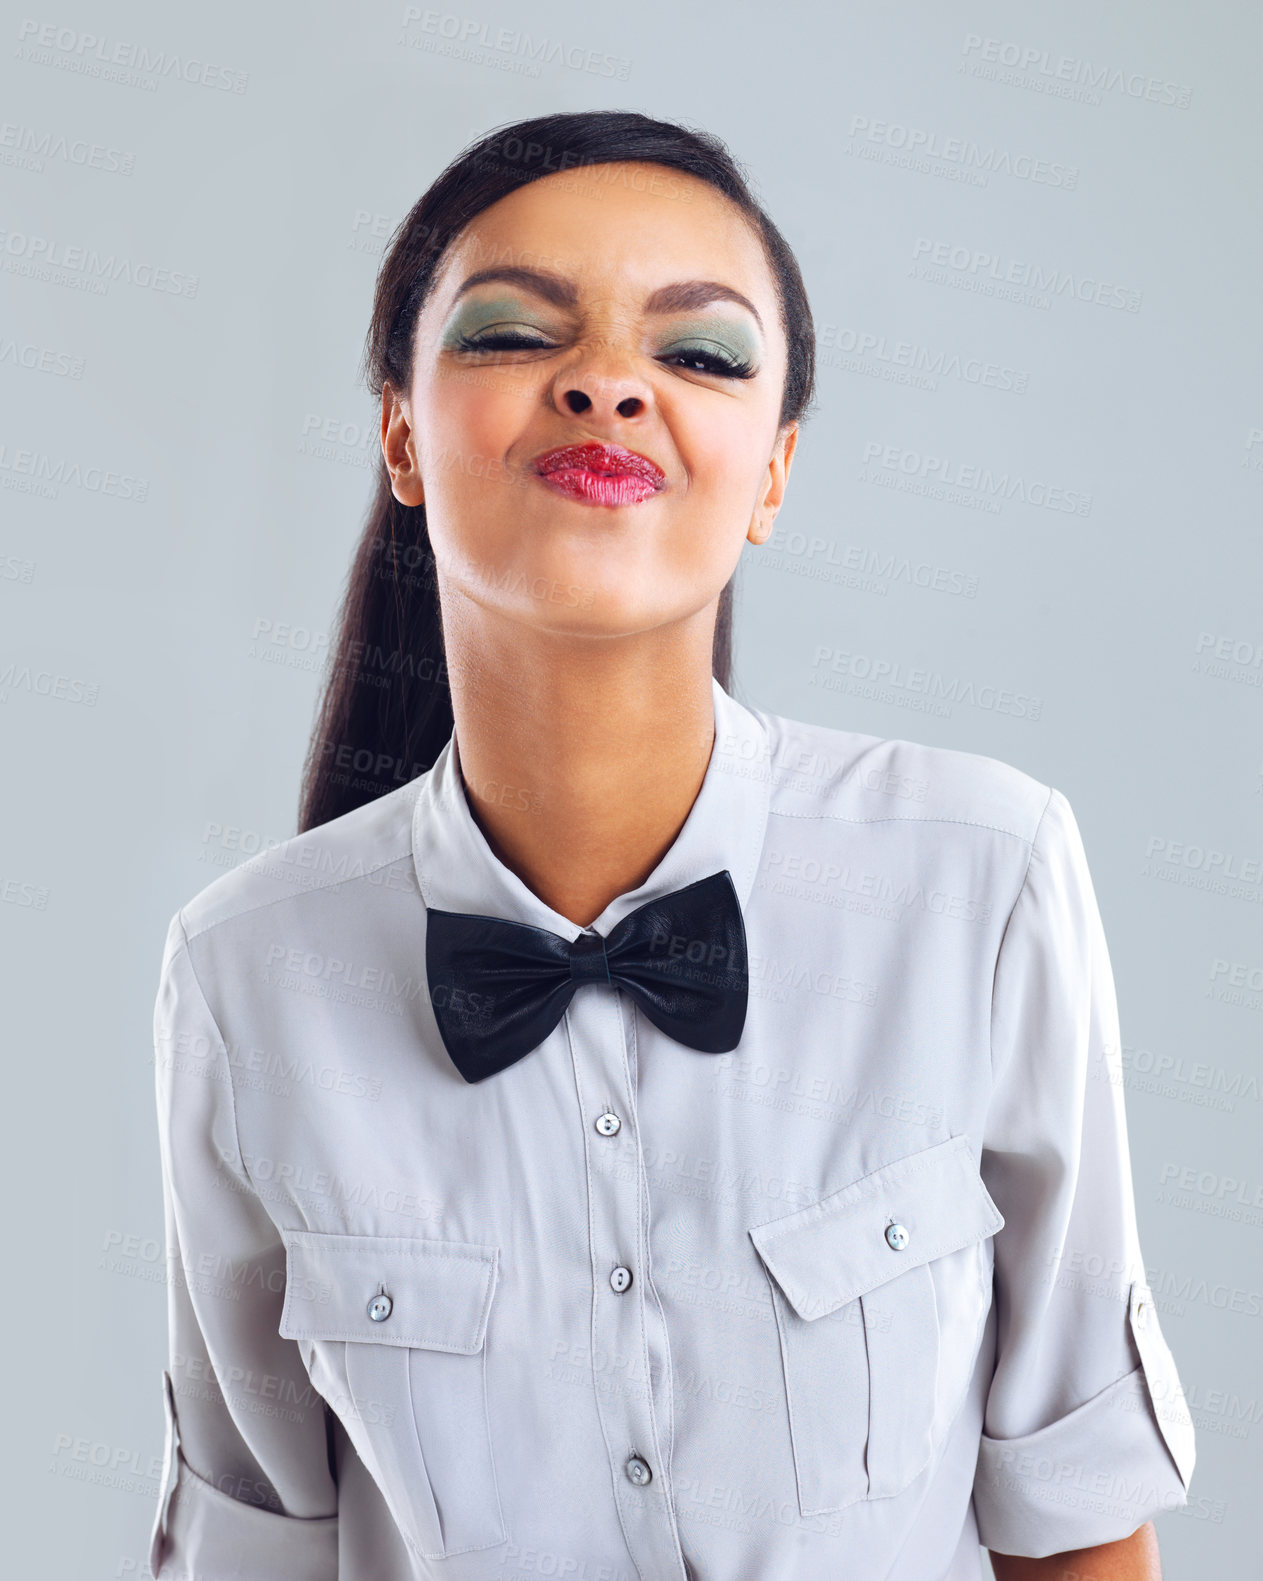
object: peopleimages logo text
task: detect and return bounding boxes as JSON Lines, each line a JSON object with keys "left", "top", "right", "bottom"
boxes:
{"left": 911, "top": 238, "right": 1142, "bottom": 312}
{"left": 959, "top": 34, "right": 1191, "bottom": 108}
{"left": 810, "top": 647, "right": 1043, "bottom": 721}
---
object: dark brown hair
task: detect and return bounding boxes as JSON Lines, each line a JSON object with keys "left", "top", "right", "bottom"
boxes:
{"left": 299, "top": 110, "right": 816, "bottom": 833}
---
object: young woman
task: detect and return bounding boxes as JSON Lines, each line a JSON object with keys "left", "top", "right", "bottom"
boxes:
{"left": 148, "top": 111, "right": 1194, "bottom": 1581}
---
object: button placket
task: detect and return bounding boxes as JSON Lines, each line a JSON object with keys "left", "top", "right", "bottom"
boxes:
{"left": 564, "top": 990, "right": 687, "bottom": 1581}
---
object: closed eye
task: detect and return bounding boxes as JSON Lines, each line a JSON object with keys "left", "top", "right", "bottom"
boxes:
{"left": 454, "top": 328, "right": 558, "bottom": 356}
{"left": 657, "top": 344, "right": 756, "bottom": 379}
{"left": 453, "top": 330, "right": 756, "bottom": 380}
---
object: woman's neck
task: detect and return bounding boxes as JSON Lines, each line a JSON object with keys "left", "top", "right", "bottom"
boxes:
{"left": 440, "top": 592, "right": 719, "bottom": 928}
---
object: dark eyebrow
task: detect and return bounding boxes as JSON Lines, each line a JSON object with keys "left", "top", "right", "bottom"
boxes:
{"left": 452, "top": 266, "right": 578, "bottom": 309}
{"left": 452, "top": 267, "right": 763, "bottom": 331}
{"left": 644, "top": 280, "right": 763, "bottom": 332}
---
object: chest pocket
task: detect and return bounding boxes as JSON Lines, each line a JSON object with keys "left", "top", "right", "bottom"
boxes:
{"left": 748, "top": 1133, "right": 1003, "bottom": 1516}
{"left": 278, "top": 1230, "right": 507, "bottom": 1561}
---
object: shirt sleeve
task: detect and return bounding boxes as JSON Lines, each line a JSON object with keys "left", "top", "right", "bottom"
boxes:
{"left": 972, "top": 787, "right": 1196, "bottom": 1558}
{"left": 149, "top": 911, "right": 340, "bottom": 1579}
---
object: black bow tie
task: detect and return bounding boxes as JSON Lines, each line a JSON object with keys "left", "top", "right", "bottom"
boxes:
{"left": 425, "top": 870, "right": 748, "bottom": 1083}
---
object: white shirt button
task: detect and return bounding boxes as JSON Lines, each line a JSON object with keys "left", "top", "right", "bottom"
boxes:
{"left": 595, "top": 1111, "right": 621, "bottom": 1135}
{"left": 368, "top": 1292, "right": 393, "bottom": 1322}
{"left": 885, "top": 1222, "right": 910, "bottom": 1251}
{"left": 625, "top": 1455, "right": 652, "bottom": 1485}
{"left": 610, "top": 1265, "right": 632, "bottom": 1292}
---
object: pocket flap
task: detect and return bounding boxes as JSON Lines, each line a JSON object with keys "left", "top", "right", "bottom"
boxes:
{"left": 748, "top": 1134, "right": 1003, "bottom": 1320}
{"left": 278, "top": 1231, "right": 500, "bottom": 1352}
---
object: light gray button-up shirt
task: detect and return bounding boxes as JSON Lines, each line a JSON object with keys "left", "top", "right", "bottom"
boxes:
{"left": 149, "top": 678, "right": 1195, "bottom": 1580}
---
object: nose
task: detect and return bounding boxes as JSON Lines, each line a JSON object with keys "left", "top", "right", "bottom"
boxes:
{"left": 551, "top": 349, "right": 651, "bottom": 424}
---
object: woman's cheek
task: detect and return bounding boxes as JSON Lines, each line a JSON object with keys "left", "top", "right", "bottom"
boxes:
{"left": 428, "top": 467, "right": 517, "bottom": 577}
{"left": 431, "top": 379, "right": 515, "bottom": 476}
{"left": 689, "top": 440, "right": 765, "bottom": 523}
{"left": 420, "top": 397, "right": 526, "bottom": 550}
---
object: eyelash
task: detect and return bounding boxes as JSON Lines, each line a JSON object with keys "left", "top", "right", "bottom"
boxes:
{"left": 662, "top": 346, "right": 756, "bottom": 380}
{"left": 454, "top": 331, "right": 756, "bottom": 381}
{"left": 455, "top": 331, "right": 551, "bottom": 355}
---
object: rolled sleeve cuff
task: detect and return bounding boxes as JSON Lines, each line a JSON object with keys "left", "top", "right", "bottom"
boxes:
{"left": 975, "top": 1282, "right": 1196, "bottom": 1560}
{"left": 153, "top": 1449, "right": 339, "bottom": 1579}
{"left": 150, "top": 1371, "right": 338, "bottom": 1580}
{"left": 980, "top": 1277, "right": 1195, "bottom": 1549}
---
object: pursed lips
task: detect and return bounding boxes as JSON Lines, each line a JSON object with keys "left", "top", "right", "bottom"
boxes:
{"left": 532, "top": 442, "right": 666, "bottom": 506}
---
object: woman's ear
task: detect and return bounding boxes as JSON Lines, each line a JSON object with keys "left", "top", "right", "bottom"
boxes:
{"left": 382, "top": 383, "right": 426, "bottom": 507}
{"left": 747, "top": 422, "right": 798, "bottom": 546}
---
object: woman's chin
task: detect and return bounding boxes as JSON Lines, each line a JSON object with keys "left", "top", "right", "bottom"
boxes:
{"left": 456, "top": 580, "right": 696, "bottom": 645}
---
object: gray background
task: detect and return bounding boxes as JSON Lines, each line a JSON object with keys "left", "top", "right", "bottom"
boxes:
{"left": 2, "top": 1, "right": 1259, "bottom": 1575}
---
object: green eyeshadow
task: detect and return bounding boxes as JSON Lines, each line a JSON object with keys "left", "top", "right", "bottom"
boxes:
{"left": 439, "top": 296, "right": 554, "bottom": 347}
{"left": 655, "top": 315, "right": 760, "bottom": 367}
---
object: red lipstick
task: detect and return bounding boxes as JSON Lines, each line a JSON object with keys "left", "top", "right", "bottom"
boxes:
{"left": 532, "top": 442, "right": 666, "bottom": 506}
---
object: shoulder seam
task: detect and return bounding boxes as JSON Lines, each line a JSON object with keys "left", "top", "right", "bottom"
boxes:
{"left": 987, "top": 783, "right": 1057, "bottom": 1082}
{"left": 768, "top": 807, "right": 1040, "bottom": 844}
{"left": 174, "top": 913, "right": 254, "bottom": 1196}
{"left": 182, "top": 849, "right": 415, "bottom": 943}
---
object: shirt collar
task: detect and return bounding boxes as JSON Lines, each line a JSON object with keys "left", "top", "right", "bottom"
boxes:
{"left": 411, "top": 676, "right": 771, "bottom": 939}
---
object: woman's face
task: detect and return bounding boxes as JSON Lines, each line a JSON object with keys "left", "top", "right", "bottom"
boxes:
{"left": 385, "top": 161, "right": 797, "bottom": 645}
